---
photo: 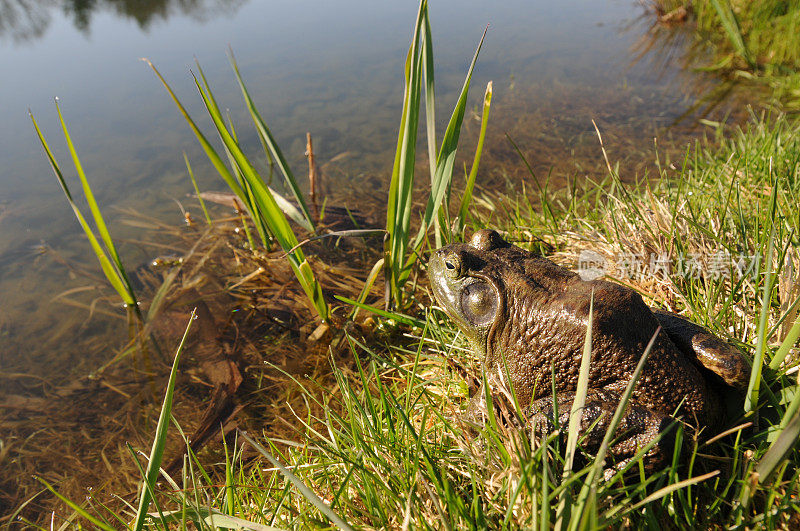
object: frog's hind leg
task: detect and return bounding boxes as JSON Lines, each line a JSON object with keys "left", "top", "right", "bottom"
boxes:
{"left": 527, "top": 389, "right": 677, "bottom": 470}
{"left": 652, "top": 309, "right": 749, "bottom": 390}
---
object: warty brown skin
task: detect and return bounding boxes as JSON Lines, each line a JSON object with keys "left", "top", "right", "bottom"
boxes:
{"left": 429, "top": 230, "right": 748, "bottom": 443}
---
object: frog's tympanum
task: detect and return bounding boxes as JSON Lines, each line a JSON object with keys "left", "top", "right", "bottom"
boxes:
{"left": 429, "top": 230, "right": 748, "bottom": 462}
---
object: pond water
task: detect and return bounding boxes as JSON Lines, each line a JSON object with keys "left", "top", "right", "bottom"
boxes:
{"left": 0, "top": 0, "right": 738, "bottom": 494}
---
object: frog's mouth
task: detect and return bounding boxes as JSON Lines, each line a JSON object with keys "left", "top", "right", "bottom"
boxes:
{"left": 429, "top": 250, "right": 470, "bottom": 331}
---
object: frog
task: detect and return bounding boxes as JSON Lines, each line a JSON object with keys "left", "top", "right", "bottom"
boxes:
{"left": 428, "top": 229, "right": 749, "bottom": 462}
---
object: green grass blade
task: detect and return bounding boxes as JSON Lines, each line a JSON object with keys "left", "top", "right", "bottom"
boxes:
{"left": 126, "top": 442, "right": 170, "bottom": 528}
{"left": 629, "top": 470, "right": 721, "bottom": 511}
{"left": 30, "top": 112, "right": 136, "bottom": 307}
{"left": 223, "top": 436, "right": 234, "bottom": 515}
{"left": 36, "top": 477, "right": 117, "bottom": 531}
{"left": 709, "top": 0, "right": 755, "bottom": 68}
{"left": 565, "top": 292, "right": 594, "bottom": 473}
{"left": 184, "top": 153, "right": 212, "bottom": 226}
{"left": 335, "top": 295, "right": 426, "bottom": 328}
{"left": 55, "top": 101, "right": 134, "bottom": 296}
{"left": 133, "top": 309, "right": 195, "bottom": 530}
{"left": 757, "top": 408, "right": 800, "bottom": 482}
{"left": 240, "top": 432, "right": 354, "bottom": 531}
{"left": 745, "top": 222, "right": 777, "bottom": 414}
{"left": 348, "top": 258, "right": 385, "bottom": 321}
{"left": 555, "top": 291, "right": 594, "bottom": 531}
{"left": 228, "top": 51, "right": 315, "bottom": 231}
{"left": 456, "top": 80, "right": 492, "bottom": 236}
{"left": 777, "top": 372, "right": 800, "bottom": 434}
{"left": 769, "top": 297, "right": 800, "bottom": 371}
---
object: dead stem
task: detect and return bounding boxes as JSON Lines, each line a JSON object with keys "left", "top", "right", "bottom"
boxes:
{"left": 305, "top": 132, "right": 321, "bottom": 221}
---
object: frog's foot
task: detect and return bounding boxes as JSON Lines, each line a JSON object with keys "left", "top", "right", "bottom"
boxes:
{"left": 526, "top": 389, "right": 677, "bottom": 470}
{"left": 653, "top": 309, "right": 749, "bottom": 390}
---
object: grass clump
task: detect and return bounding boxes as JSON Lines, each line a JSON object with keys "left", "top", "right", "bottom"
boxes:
{"left": 30, "top": 102, "right": 142, "bottom": 324}
{"left": 384, "top": 0, "right": 490, "bottom": 309}
{"left": 146, "top": 56, "right": 330, "bottom": 321}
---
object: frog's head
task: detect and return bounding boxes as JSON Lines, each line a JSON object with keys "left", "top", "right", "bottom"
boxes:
{"left": 428, "top": 230, "right": 514, "bottom": 357}
{"left": 429, "top": 230, "right": 580, "bottom": 368}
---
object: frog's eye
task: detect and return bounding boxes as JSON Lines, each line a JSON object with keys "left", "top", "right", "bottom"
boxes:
{"left": 460, "top": 281, "right": 498, "bottom": 326}
{"left": 443, "top": 252, "right": 462, "bottom": 279}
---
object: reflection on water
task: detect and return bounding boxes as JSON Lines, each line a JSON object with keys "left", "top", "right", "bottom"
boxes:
{"left": 0, "top": 0, "right": 53, "bottom": 42}
{"left": 0, "top": 0, "right": 247, "bottom": 42}
{"left": 624, "top": 7, "right": 759, "bottom": 123}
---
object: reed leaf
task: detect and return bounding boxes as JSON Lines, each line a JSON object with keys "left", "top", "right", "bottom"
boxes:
{"left": 408, "top": 25, "right": 487, "bottom": 256}
{"left": 220, "top": 112, "right": 270, "bottom": 247}
{"left": 191, "top": 70, "right": 328, "bottom": 319}
{"left": 385, "top": 0, "right": 426, "bottom": 307}
{"left": 385, "top": 0, "right": 488, "bottom": 306}
{"left": 422, "top": 9, "right": 436, "bottom": 181}
{"left": 455, "top": 81, "right": 493, "bottom": 237}
{"left": 30, "top": 110, "right": 137, "bottom": 310}
{"left": 149, "top": 60, "right": 328, "bottom": 320}
{"left": 55, "top": 103, "right": 138, "bottom": 302}
{"left": 144, "top": 59, "right": 246, "bottom": 200}
{"left": 421, "top": 7, "right": 438, "bottom": 240}
{"left": 229, "top": 51, "right": 315, "bottom": 231}
{"left": 133, "top": 309, "right": 195, "bottom": 530}
{"left": 184, "top": 153, "right": 212, "bottom": 226}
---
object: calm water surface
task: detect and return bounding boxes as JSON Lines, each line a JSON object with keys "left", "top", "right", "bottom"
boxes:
{"left": 0, "top": 1, "right": 722, "bottom": 379}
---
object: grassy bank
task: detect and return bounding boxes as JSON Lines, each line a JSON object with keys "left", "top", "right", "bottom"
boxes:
{"left": 31, "top": 114, "right": 800, "bottom": 529}
{"left": 215, "top": 115, "right": 800, "bottom": 529}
